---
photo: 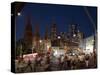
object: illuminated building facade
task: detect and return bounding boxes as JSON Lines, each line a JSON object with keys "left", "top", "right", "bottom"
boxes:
{"left": 50, "top": 23, "right": 58, "bottom": 46}
{"left": 83, "top": 35, "right": 95, "bottom": 54}
{"left": 18, "top": 17, "right": 85, "bottom": 55}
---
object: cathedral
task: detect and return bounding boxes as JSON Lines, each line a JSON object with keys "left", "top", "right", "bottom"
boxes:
{"left": 16, "top": 16, "right": 84, "bottom": 56}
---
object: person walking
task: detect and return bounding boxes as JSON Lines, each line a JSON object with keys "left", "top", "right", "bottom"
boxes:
{"left": 85, "top": 54, "right": 89, "bottom": 68}
{"left": 25, "top": 59, "right": 33, "bottom": 72}
{"left": 62, "top": 56, "right": 68, "bottom": 70}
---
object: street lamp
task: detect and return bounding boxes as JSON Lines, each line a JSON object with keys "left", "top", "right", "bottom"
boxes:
{"left": 47, "top": 45, "right": 50, "bottom": 49}
{"left": 39, "top": 40, "right": 42, "bottom": 43}
{"left": 17, "top": 12, "right": 21, "bottom": 16}
{"left": 73, "top": 34, "right": 76, "bottom": 37}
{"left": 58, "top": 36, "right": 61, "bottom": 39}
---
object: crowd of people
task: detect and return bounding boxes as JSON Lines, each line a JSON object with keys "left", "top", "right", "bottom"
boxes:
{"left": 15, "top": 51, "right": 97, "bottom": 73}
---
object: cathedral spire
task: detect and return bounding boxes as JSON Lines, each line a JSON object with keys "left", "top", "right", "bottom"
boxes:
{"left": 25, "top": 15, "right": 32, "bottom": 31}
{"left": 24, "top": 15, "right": 33, "bottom": 52}
{"left": 34, "top": 23, "right": 40, "bottom": 38}
{"left": 44, "top": 25, "right": 49, "bottom": 40}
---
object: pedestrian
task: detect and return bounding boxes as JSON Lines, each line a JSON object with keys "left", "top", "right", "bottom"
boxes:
{"left": 62, "top": 56, "right": 68, "bottom": 70}
{"left": 45, "top": 55, "right": 51, "bottom": 71}
{"left": 85, "top": 54, "right": 89, "bottom": 68}
{"left": 71, "top": 59, "right": 76, "bottom": 69}
{"left": 67, "top": 58, "right": 71, "bottom": 70}
{"left": 58, "top": 56, "right": 62, "bottom": 70}
{"left": 25, "top": 59, "right": 33, "bottom": 72}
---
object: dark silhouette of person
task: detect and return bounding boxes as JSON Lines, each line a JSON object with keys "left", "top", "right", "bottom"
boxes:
{"left": 25, "top": 59, "right": 33, "bottom": 72}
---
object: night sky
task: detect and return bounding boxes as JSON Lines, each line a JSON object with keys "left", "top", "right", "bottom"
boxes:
{"left": 16, "top": 3, "right": 97, "bottom": 41}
